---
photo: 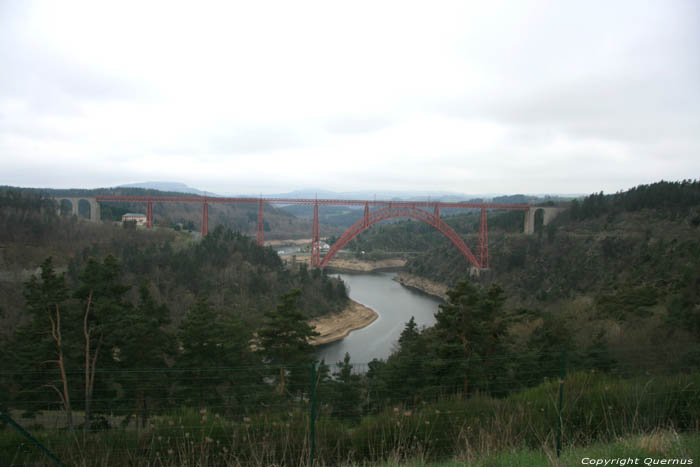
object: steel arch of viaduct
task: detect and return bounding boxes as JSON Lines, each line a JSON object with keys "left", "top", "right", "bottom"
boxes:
{"left": 94, "top": 195, "right": 536, "bottom": 269}
{"left": 320, "top": 205, "right": 480, "bottom": 268}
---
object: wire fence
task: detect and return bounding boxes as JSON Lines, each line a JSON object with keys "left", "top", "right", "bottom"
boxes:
{"left": 2, "top": 346, "right": 700, "bottom": 466}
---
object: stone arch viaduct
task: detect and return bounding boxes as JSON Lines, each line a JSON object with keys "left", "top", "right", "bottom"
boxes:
{"left": 54, "top": 197, "right": 101, "bottom": 222}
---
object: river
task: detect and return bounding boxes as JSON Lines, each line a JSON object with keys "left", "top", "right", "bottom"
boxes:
{"left": 316, "top": 271, "right": 443, "bottom": 365}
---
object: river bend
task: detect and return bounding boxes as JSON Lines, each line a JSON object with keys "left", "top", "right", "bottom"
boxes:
{"left": 316, "top": 271, "right": 442, "bottom": 365}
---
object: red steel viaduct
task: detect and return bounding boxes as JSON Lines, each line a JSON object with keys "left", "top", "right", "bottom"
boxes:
{"left": 55, "top": 195, "right": 563, "bottom": 270}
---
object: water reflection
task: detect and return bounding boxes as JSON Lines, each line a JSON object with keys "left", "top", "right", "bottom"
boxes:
{"left": 316, "top": 271, "right": 442, "bottom": 365}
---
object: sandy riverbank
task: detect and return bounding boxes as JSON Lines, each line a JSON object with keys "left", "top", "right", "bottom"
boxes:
{"left": 265, "top": 238, "right": 313, "bottom": 247}
{"left": 287, "top": 255, "right": 407, "bottom": 272}
{"left": 325, "top": 257, "right": 407, "bottom": 272}
{"left": 393, "top": 272, "right": 449, "bottom": 301}
{"left": 308, "top": 299, "right": 378, "bottom": 346}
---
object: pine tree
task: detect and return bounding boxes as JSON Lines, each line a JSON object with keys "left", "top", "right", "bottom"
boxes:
{"left": 176, "top": 298, "right": 260, "bottom": 411}
{"left": 114, "top": 282, "right": 174, "bottom": 427}
{"left": 433, "top": 281, "right": 507, "bottom": 395}
{"left": 385, "top": 317, "right": 430, "bottom": 404}
{"left": 329, "top": 353, "right": 362, "bottom": 421}
{"left": 22, "top": 257, "right": 74, "bottom": 429}
{"left": 74, "top": 255, "right": 131, "bottom": 427}
{"left": 398, "top": 316, "right": 420, "bottom": 350}
{"left": 257, "top": 289, "right": 319, "bottom": 395}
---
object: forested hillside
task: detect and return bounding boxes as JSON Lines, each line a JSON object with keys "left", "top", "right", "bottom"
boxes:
{"left": 1, "top": 185, "right": 344, "bottom": 242}
{"left": 0, "top": 188, "right": 349, "bottom": 435}
{"left": 0, "top": 189, "right": 348, "bottom": 333}
{"left": 341, "top": 181, "right": 700, "bottom": 372}
{"left": 1, "top": 183, "right": 699, "bottom": 466}
{"left": 405, "top": 180, "right": 700, "bottom": 299}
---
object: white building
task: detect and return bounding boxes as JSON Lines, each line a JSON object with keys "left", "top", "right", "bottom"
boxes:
{"left": 121, "top": 213, "right": 147, "bottom": 226}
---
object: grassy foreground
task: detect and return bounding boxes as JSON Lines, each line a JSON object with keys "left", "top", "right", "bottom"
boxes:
{"left": 392, "top": 430, "right": 700, "bottom": 466}
{"left": 2, "top": 371, "right": 699, "bottom": 466}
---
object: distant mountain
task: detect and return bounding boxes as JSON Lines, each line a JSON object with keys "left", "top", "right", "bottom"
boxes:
{"left": 249, "top": 189, "right": 481, "bottom": 202}
{"left": 117, "top": 183, "right": 583, "bottom": 203}
{"left": 118, "top": 182, "right": 216, "bottom": 196}
{"left": 258, "top": 189, "right": 583, "bottom": 202}
{"left": 260, "top": 189, "right": 341, "bottom": 199}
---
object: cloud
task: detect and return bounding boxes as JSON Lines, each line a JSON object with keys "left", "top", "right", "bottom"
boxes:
{"left": 0, "top": 0, "right": 698, "bottom": 195}
{"left": 324, "top": 116, "right": 395, "bottom": 135}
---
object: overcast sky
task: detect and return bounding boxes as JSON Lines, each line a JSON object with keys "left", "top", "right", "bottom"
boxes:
{"left": 1, "top": 1, "right": 698, "bottom": 196}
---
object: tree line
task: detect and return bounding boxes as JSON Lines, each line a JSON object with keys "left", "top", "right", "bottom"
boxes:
{"left": 0, "top": 268, "right": 624, "bottom": 431}
{"left": 1, "top": 254, "right": 347, "bottom": 430}
{"left": 569, "top": 179, "right": 700, "bottom": 221}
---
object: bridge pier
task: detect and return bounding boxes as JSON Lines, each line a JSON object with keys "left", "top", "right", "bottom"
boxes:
{"left": 201, "top": 201, "right": 209, "bottom": 237}
{"left": 55, "top": 197, "right": 100, "bottom": 222}
{"left": 479, "top": 207, "right": 488, "bottom": 268}
{"left": 257, "top": 199, "right": 264, "bottom": 246}
{"left": 311, "top": 202, "right": 320, "bottom": 267}
{"left": 524, "top": 207, "right": 564, "bottom": 234}
{"left": 146, "top": 200, "right": 153, "bottom": 228}
{"left": 92, "top": 200, "right": 100, "bottom": 222}
{"left": 470, "top": 266, "right": 493, "bottom": 282}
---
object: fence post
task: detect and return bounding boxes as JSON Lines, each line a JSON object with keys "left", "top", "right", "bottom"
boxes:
{"left": 309, "top": 361, "right": 317, "bottom": 467}
{"left": 0, "top": 410, "right": 66, "bottom": 466}
{"left": 556, "top": 350, "right": 567, "bottom": 458}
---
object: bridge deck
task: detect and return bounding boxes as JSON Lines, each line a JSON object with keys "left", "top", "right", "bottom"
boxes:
{"left": 95, "top": 195, "right": 530, "bottom": 210}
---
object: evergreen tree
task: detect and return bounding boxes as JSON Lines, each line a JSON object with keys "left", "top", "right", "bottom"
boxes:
{"left": 176, "top": 298, "right": 261, "bottom": 411}
{"left": 515, "top": 311, "right": 573, "bottom": 387}
{"left": 365, "top": 358, "right": 390, "bottom": 412}
{"left": 114, "top": 282, "right": 174, "bottom": 427}
{"left": 257, "top": 289, "right": 319, "bottom": 395}
{"left": 21, "top": 257, "right": 74, "bottom": 429}
{"left": 329, "top": 353, "right": 362, "bottom": 421}
{"left": 384, "top": 316, "right": 431, "bottom": 403}
{"left": 433, "top": 281, "right": 507, "bottom": 395}
{"left": 0, "top": 307, "right": 8, "bottom": 421}
{"left": 74, "top": 255, "right": 131, "bottom": 426}
{"left": 398, "top": 316, "right": 420, "bottom": 350}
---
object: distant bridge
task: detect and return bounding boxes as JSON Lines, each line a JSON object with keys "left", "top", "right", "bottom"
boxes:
{"left": 54, "top": 195, "right": 563, "bottom": 269}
